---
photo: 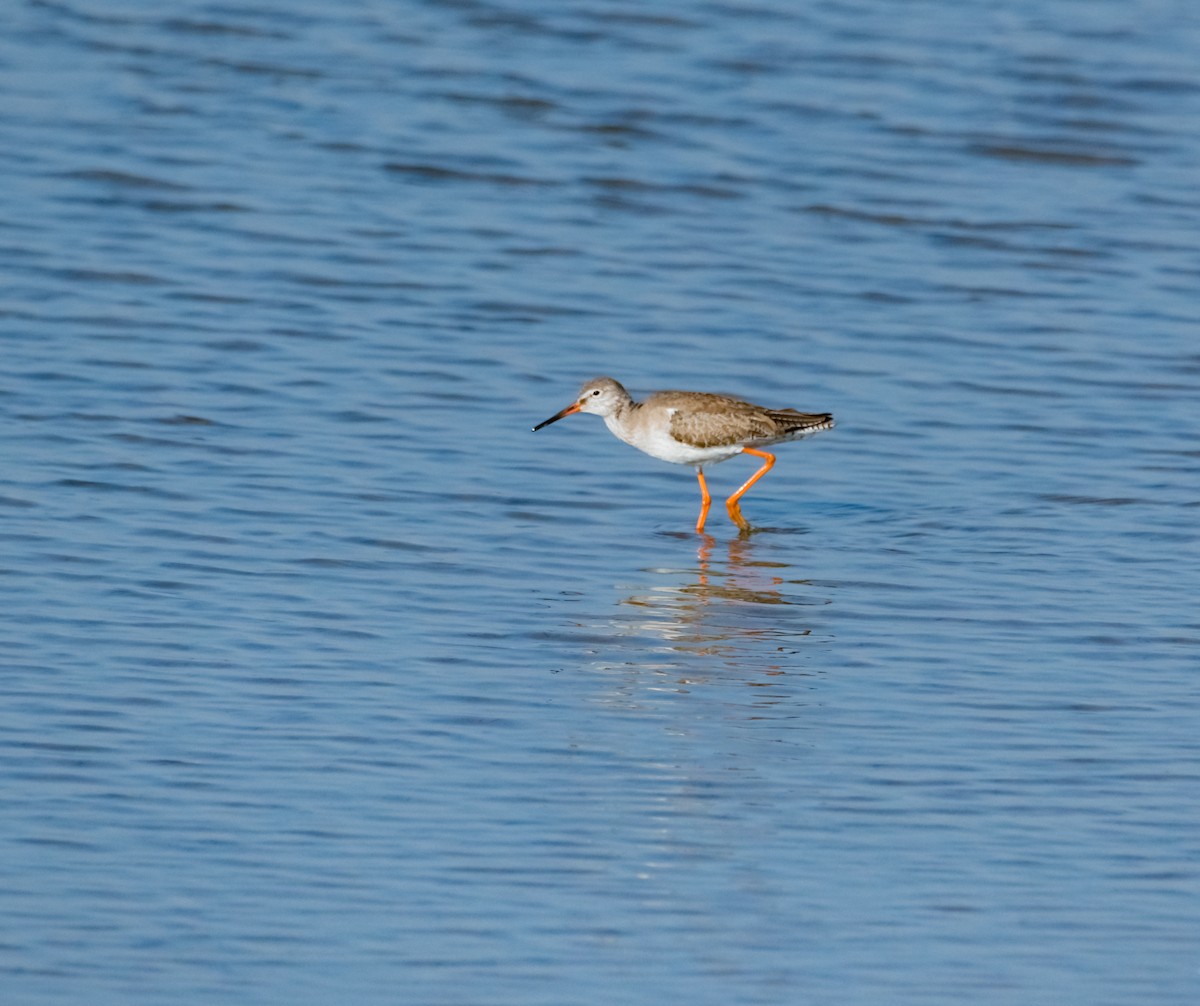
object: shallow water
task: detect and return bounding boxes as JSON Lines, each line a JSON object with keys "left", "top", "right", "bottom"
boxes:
{"left": 2, "top": 1, "right": 1198, "bottom": 1003}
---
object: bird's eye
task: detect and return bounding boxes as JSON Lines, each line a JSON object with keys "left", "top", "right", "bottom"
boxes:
{"left": 592, "top": 389, "right": 601, "bottom": 396}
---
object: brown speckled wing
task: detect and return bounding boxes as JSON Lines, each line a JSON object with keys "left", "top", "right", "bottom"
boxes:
{"left": 667, "top": 400, "right": 779, "bottom": 448}
{"left": 665, "top": 395, "right": 834, "bottom": 447}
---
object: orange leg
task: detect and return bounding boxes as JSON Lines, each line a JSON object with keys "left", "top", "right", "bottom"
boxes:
{"left": 694, "top": 469, "right": 712, "bottom": 533}
{"left": 725, "top": 448, "right": 775, "bottom": 530}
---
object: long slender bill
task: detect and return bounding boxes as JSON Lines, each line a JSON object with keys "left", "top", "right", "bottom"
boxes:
{"left": 532, "top": 401, "right": 581, "bottom": 432}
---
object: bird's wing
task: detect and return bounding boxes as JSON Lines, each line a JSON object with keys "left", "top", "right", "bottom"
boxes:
{"left": 668, "top": 400, "right": 779, "bottom": 448}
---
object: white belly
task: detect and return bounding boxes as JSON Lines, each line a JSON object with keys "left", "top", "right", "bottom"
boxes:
{"left": 604, "top": 412, "right": 742, "bottom": 468}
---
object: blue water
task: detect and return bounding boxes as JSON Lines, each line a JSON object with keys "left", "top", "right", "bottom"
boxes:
{"left": 2, "top": 1, "right": 1198, "bottom": 1003}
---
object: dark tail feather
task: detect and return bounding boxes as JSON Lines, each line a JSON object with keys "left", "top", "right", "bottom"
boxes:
{"left": 769, "top": 409, "right": 835, "bottom": 435}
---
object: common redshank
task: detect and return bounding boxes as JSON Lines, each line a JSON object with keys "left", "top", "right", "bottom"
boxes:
{"left": 533, "top": 377, "right": 834, "bottom": 532}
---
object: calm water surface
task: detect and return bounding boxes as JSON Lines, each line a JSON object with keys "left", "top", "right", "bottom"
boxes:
{"left": 2, "top": 1, "right": 1198, "bottom": 1004}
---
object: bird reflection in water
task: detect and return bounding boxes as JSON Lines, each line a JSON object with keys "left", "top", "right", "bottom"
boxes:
{"left": 615, "top": 533, "right": 825, "bottom": 677}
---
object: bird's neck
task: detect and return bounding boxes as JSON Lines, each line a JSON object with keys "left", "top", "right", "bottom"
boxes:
{"left": 604, "top": 398, "right": 640, "bottom": 444}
